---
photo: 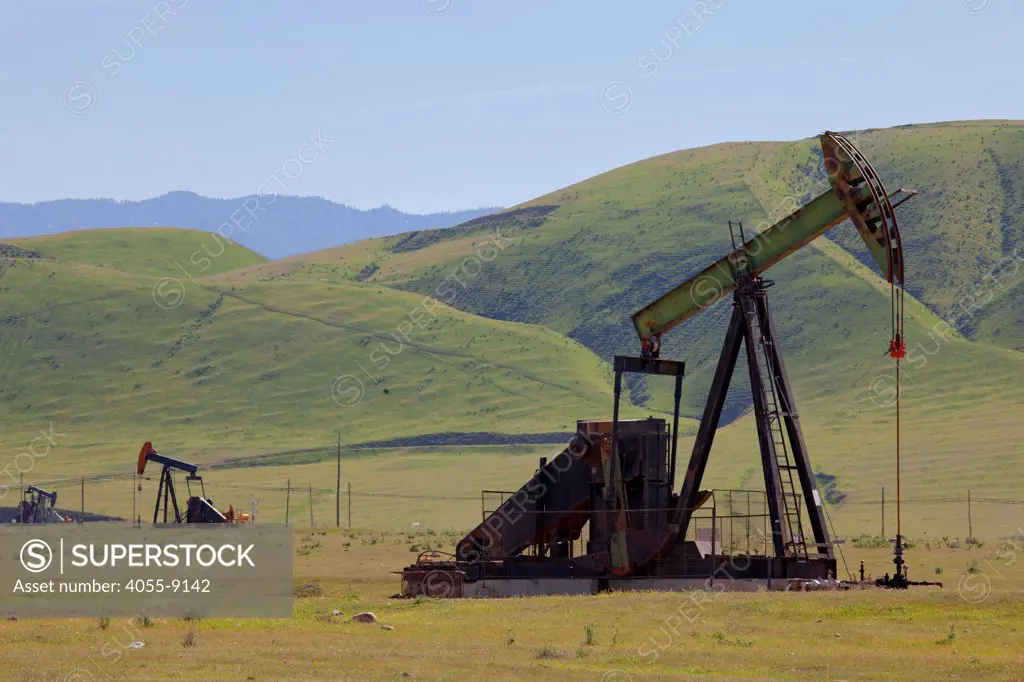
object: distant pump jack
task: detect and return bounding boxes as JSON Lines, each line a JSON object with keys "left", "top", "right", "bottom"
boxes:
{"left": 136, "top": 442, "right": 250, "bottom": 525}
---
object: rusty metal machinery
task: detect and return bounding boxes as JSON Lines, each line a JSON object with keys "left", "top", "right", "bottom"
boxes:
{"left": 401, "top": 132, "right": 916, "bottom": 597}
{"left": 635, "top": 132, "right": 915, "bottom": 586}
{"left": 456, "top": 357, "right": 686, "bottom": 579}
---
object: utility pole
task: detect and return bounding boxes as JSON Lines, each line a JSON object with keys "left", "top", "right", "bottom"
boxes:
{"left": 285, "top": 479, "right": 291, "bottom": 525}
{"left": 308, "top": 483, "right": 314, "bottom": 527}
{"left": 881, "top": 486, "right": 885, "bottom": 538}
{"left": 132, "top": 472, "right": 137, "bottom": 526}
{"left": 968, "top": 489, "right": 973, "bottom": 540}
{"left": 336, "top": 432, "right": 341, "bottom": 528}
{"left": 80, "top": 476, "right": 85, "bottom": 523}
{"left": 347, "top": 481, "right": 352, "bottom": 529}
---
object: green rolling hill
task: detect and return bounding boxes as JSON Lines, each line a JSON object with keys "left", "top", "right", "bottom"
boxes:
{"left": 221, "top": 120, "right": 1024, "bottom": 528}
{"left": 0, "top": 228, "right": 641, "bottom": 479}
{"left": 258, "top": 121, "right": 1024, "bottom": 412}
{"left": 0, "top": 120, "right": 1021, "bottom": 536}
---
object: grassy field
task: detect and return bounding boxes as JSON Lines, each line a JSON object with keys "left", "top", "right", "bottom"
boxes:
{"left": 31, "top": 396, "right": 1024, "bottom": 540}
{"left": 1, "top": 530, "right": 1021, "bottom": 681}
{"left": 0, "top": 122, "right": 1022, "bottom": 681}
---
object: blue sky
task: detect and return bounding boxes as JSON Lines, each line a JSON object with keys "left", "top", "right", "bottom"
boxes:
{"left": 0, "top": 0, "right": 1020, "bottom": 213}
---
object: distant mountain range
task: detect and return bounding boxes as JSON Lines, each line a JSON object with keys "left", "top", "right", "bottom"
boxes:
{"left": 0, "top": 191, "right": 501, "bottom": 258}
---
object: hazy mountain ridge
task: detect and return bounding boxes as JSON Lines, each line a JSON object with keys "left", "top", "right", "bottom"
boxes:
{"left": 0, "top": 191, "right": 501, "bottom": 259}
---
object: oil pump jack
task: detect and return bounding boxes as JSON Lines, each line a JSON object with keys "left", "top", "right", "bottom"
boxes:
{"left": 401, "top": 131, "right": 916, "bottom": 597}
{"left": 137, "top": 442, "right": 248, "bottom": 524}
{"left": 17, "top": 485, "right": 71, "bottom": 523}
{"left": 633, "top": 132, "right": 915, "bottom": 587}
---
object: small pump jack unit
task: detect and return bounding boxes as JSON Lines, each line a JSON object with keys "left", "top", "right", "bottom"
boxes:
{"left": 18, "top": 485, "right": 70, "bottom": 523}
{"left": 137, "top": 442, "right": 248, "bottom": 524}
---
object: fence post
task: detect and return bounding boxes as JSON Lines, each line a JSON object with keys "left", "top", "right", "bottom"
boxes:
{"left": 711, "top": 503, "right": 717, "bottom": 588}
{"left": 285, "top": 479, "right": 291, "bottom": 525}
{"left": 968, "top": 489, "right": 973, "bottom": 540}
{"left": 336, "top": 433, "right": 341, "bottom": 528}
{"left": 347, "top": 481, "right": 352, "bottom": 529}
{"left": 308, "top": 483, "right": 314, "bottom": 527}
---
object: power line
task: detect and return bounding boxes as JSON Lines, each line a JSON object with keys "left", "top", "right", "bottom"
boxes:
{"left": 20, "top": 474, "right": 1024, "bottom": 507}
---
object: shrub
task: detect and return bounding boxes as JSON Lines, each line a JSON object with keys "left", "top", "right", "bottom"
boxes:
{"left": 936, "top": 624, "right": 956, "bottom": 645}
{"left": 852, "top": 534, "right": 888, "bottom": 549}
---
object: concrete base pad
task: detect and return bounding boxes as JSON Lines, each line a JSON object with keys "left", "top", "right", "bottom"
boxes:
{"left": 460, "top": 577, "right": 834, "bottom": 598}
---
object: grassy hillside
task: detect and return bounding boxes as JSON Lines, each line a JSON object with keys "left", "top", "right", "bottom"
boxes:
{"left": 744, "top": 120, "right": 1024, "bottom": 351}
{"left": 0, "top": 229, "right": 646, "bottom": 478}
{"left": 1, "top": 122, "right": 1022, "bottom": 540}
{"left": 5, "top": 226, "right": 267, "bottom": 276}
{"left": 237, "top": 122, "right": 1024, "bottom": 412}
{"left": 219, "top": 121, "right": 1024, "bottom": 532}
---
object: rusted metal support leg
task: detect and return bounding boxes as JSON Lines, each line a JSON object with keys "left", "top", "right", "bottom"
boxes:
{"left": 168, "top": 474, "right": 180, "bottom": 523}
{"left": 742, "top": 292, "right": 787, "bottom": 560}
{"left": 153, "top": 469, "right": 164, "bottom": 524}
{"left": 668, "top": 373, "right": 682, "bottom": 491}
{"left": 607, "top": 365, "right": 623, "bottom": 504}
{"left": 674, "top": 303, "right": 744, "bottom": 534}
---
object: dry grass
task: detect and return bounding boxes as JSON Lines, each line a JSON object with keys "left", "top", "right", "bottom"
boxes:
{"left": 0, "top": 531, "right": 1021, "bottom": 681}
